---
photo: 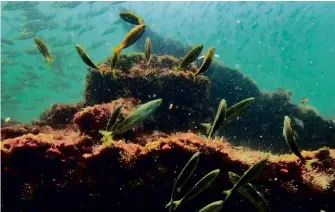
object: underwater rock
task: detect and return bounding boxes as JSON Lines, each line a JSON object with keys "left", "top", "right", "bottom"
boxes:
{"left": 84, "top": 53, "right": 212, "bottom": 132}
{"left": 119, "top": 24, "right": 335, "bottom": 151}
{"left": 36, "top": 102, "right": 85, "bottom": 129}
{"left": 73, "top": 97, "right": 139, "bottom": 140}
{"left": 1, "top": 132, "right": 334, "bottom": 212}
{"left": 1, "top": 118, "right": 22, "bottom": 127}
{"left": 0, "top": 124, "right": 41, "bottom": 140}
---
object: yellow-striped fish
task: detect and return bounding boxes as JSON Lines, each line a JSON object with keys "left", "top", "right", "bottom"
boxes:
{"left": 112, "top": 24, "right": 146, "bottom": 54}
{"left": 34, "top": 37, "right": 52, "bottom": 63}
{"left": 145, "top": 37, "right": 151, "bottom": 66}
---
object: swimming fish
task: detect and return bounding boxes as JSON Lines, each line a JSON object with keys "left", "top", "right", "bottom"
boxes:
{"left": 106, "top": 104, "right": 123, "bottom": 132}
{"left": 193, "top": 47, "right": 215, "bottom": 78}
{"left": 34, "top": 37, "right": 52, "bottom": 63}
{"left": 166, "top": 152, "right": 200, "bottom": 212}
{"left": 201, "top": 99, "right": 227, "bottom": 139}
{"left": 1, "top": 38, "right": 14, "bottom": 46}
{"left": 101, "top": 26, "right": 117, "bottom": 36}
{"left": 145, "top": 37, "right": 151, "bottom": 66}
{"left": 177, "top": 45, "right": 203, "bottom": 71}
{"left": 223, "top": 157, "right": 268, "bottom": 202}
{"left": 225, "top": 97, "right": 255, "bottom": 121}
{"left": 99, "top": 104, "right": 123, "bottom": 144}
{"left": 198, "top": 200, "right": 224, "bottom": 212}
{"left": 110, "top": 51, "right": 120, "bottom": 79}
{"left": 75, "top": 44, "right": 100, "bottom": 71}
{"left": 119, "top": 12, "right": 143, "bottom": 25}
{"left": 168, "top": 169, "right": 220, "bottom": 212}
{"left": 228, "top": 172, "right": 270, "bottom": 212}
{"left": 283, "top": 116, "right": 305, "bottom": 163}
{"left": 112, "top": 99, "right": 162, "bottom": 136}
{"left": 292, "top": 117, "right": 304, "bottom": 129}
{"left": 301, "top": 97, "right": 308, "bottom": 104}
{"left": 14, "top": 31, "right": 36, "bottom": 40}
{"left": 112, "top": 24, "right": 146, "bottom": 54}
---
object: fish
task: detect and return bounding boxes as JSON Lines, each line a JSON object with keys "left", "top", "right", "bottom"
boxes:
{"left": 64, "top": 23, "right": 82, "bottom": 31}
{"left": 112, "top": 99, "right": 162, "bottom": 136}
{"left": 41, "top": 13, "right": 57, "bottom": 22}
{"left": 112, "top": 24, "right": 146, "bottom": 54}
{"left": 301, "top": 97, "right": 308, "bottom": 104}
{"left": 1, "top": 50, "right": 22, "bottom": 57}
{"left": 52, "top": 2, "right": 82, "bottom": 9}
{"left": 87, "top": 40, "right": 106, "bottom": 50}
{"left": 169, "top": 169, "right": 220, "bottom": 212}
{"left": 222, "top": 157, "right": 268, "bottom": 202}
{"left": 34, "top": 37, "right": 52, "bottom": 63}
{"left": 106, "top": 104, "right": 123, "bottom": 132}
{"left": 166, "top": 152, "right": 200, "bottom": 212}
{"left": 77, "top": 25, "right": 96, "bottom": 36}
{"left": 198, "top": 54, "right": 219, "bottom": 60}
{"left": 194, "top": 47, "right": 215, "bottom": 77}
{"left": 101, "top": 27, "right": 117, "bottom": 36}
{"left": 201, "top": 99, "right": 227, "bottom": 139}
{"left": 23, "top": 48, "right": 40, "bottom": 55}
{"left": 99, "top": 104, "right": 123, "bottom": 144}
{"left": 75, "top": 44, "right": 100, "bottom": 70}
{"left": 225, "top": 97, "right": 255, "bottom": 121}
{"left": 119, "top": 12, "right": 143, "bottom": 25}
{"left": 1, "top": 2, "right": 25, "bottom": 11}
{"left": 88, "top": 7, "right": 109, "bottom": 17}
{"left": 292, "top": 117, "right": 304, "bottom": 129}
{"left": 110, "top": 51, "right": 120, "bottom": 79}
{"left": 198, "top": 200, "right": 224, "bottom": 212}
{"left": 177, "top": 45, "right": 203, "bottom": 71}
{"left": 145, "top": 37, "right": 151, "bottom": 66}
{"left": 14, "top": 32, "right": 36, "bottom": 40}
{"left": 283, "top": 116, "right": 305, "bottom": 163}
{"left": 52, "top": 36, "right": 72, "bottom": 48}
{"left": 228, "top": 172, "right": 270, "bottom": 212}
{"left": 1, "top": 38, "right": 14, "bottom": 46}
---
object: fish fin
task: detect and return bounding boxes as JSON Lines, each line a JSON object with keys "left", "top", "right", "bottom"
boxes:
{"left": 200, "top": 123, "right": 212, "bottom": 135}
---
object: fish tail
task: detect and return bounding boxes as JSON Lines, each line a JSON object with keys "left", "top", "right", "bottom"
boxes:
{"left": 191, "top": 72, "right": 196, "bottom": 82}
{"left": 299, "top": 155, "right": 306, "bottom": 164}
{"left": 111, "top": 68, "right": 117, "bottom": 80}
{"left": 46, "top": 56, "right": 52, "bottom": 63}
{"left": 222, "top": 189, "right": 232, "bottom": 202}
{"left": 200, "top": 123, "right": 212, "bottom": 136}
{"left": 138, "top": 19, "right": 144, "bottom": 25}
{"left": 112, "top": 45, "right": 122, "bottom": 54}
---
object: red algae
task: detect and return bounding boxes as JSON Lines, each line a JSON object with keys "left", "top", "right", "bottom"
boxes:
{"left": 1, "top": 130, "right": 334, "bottom": 211}
{"left": 73, "top": 98, "right": 138, "bottom": 139}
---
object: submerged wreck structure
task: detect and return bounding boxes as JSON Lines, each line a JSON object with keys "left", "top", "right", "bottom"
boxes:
{"left": 2, "top": 24, "right": 335, "bottom": 212}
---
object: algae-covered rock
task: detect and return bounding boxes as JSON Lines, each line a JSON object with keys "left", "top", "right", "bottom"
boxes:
{"left": 1, "top": 132, "right": 334, "bottom": 212}
{"left": 36, "top": 102, "right": 85, "bottom": 129}
{"left": 84, "top": 53, "right": 212, "bottom": 132}
{"left": 118, "top": 22, "right": 335, "bottom": 151}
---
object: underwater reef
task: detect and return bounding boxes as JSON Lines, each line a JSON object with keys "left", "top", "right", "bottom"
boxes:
{"left": 119, "top": 22, "right": 335, "bottom": 151}
{"left": 1, "top": 131, "right": 334, "bottom": 212}
{"left": 2, "top": 21, "right": 335, "bottom": 212}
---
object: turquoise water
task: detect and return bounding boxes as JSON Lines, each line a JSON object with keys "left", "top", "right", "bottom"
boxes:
{"left": 1, "top": 1, "right": 335, "bottom": 123}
